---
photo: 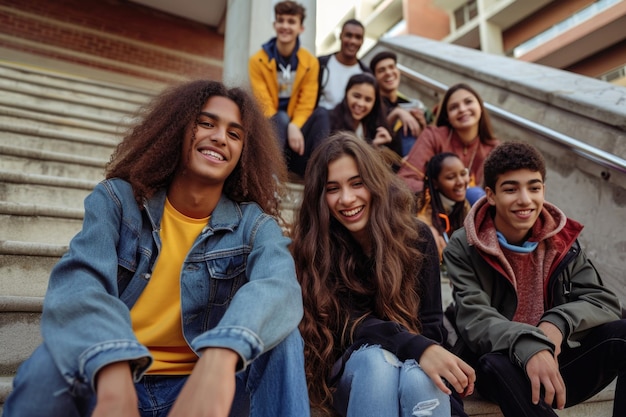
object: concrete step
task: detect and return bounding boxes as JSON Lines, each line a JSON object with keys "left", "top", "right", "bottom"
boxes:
{"left": 0, "top": 89, "right": 134, "bottom": 127}
{"left": 0, "top": 250, "right": 62, "bottom": 298}
{"left": 0, "top": 170, "right": 96, "bottom": 209}
{"left": 0, "top": 202, "right": 83, "bottom": 245}
{"left": 0, "top": 61, "right": 154, "bottom": 105}
{"left": 1, "top": 376, "right": 12, "bottom": 415}
{"left": 0, "top": 105, "right": 125, "bottom": 135}
{"left": 0, "top": 214, "right": 81, "bottom": 246}
{"left": 0, "top": 73, "right": 142, "bottom": 115}
{"left": 0, "top": 71, "right": 145, "bottom": 113}
{"left": 0, "top": 121, "right": 118, "bottom": 160}
{"left": 0, "top": 145, "right": 107, "bottom": 182}
{"left": 0, "top": 62, "right": 154, "bottom": 416}
{"left": 0, "top": 297, "right": 43, "bottom": 376}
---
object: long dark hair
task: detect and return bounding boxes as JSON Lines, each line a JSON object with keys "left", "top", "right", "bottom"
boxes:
{"left": 292, "top": 132, "right": 423, "bottom": 414}
{"left": 435, "top": 83, "right": 496, "bottom": 144}
{"left": 106, "top": 80, "right": 287, "bottom": 217}
{"left": 418, "top": 152, "right": 469, "bottom": 237}
{"left": 330, "top": 73, "right": 389, "bottom": 142}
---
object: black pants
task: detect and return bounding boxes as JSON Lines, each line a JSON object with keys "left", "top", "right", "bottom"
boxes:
{"left": 475, "top": 319, "right": 626, "bottom": 417}
{"left": 271, "top": 107, "right": 330, "bottom": 178}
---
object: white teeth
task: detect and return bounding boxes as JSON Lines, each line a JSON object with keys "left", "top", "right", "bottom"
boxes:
{"left": 200, "top": 150, "right": 224, "bottom": 161}
{"left": 516, "top": 210, "right": 532, "bottom": 215}
{"left": 341, "top": 207, "right": 363, "bottom": 217}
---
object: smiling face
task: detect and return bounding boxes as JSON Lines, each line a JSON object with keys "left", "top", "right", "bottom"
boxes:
{"left": 486, "top": 168, "right": 545, "bottom": 245}
{"left": 346, "top": 82, "right": 376, "bottom": 125}
{"left": 434, "top": 156, "right": 470, "bottom": 202}
{"left": 177, "top": 96, "right": 244, "bottom": 189}
{"left": 273, "top": 13, "right": 304, "bottom": 46}
{"left": 325, "top": 154, "right": 372, "bottom": 250}
{"left": 446, "top": 88, "right": 482, "bottom": 135}
{"left": 339, "top": 23, "right": 364, "bottom": 62}
{"left": 373, "top": 57, "right": 400, "bottom": 95}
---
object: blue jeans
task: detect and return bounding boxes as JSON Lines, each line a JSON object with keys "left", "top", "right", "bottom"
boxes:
{"left": 475, "top": 319, "right": 626, "bottom": 417}
{"left": 333, "top": 345, "right": 450, "bottom": 417}
{"left": 4, "top": 330, "right": 310, "bottom": 417}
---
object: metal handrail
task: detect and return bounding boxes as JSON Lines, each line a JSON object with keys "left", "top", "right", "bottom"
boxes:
{"left": 397, "top": 63, "right": 626, "bottom": 175}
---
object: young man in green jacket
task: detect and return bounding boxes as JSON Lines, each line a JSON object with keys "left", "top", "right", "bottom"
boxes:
{"left": 443, "top": 142, "right": 626, "bottom": 417}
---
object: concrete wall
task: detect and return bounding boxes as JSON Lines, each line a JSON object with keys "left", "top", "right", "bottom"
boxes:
{"left": 366, "top": 35, "right": 626, "bottom": 304}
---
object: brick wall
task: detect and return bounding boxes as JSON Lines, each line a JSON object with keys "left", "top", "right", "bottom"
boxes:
{"left": 0, "top": 0, "right": 224, "bottom": 84}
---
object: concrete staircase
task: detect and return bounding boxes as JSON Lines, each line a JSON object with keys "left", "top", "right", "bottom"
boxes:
{"left": 0, "top": 61, "right": 616, "bottom": 416}
{"left": 0, "top": 61, "right": 156, "bottom": 413}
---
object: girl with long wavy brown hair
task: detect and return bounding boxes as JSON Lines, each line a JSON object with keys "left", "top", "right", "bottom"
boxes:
{"left": 291, "top": 132, "right": 475, "bottom": 417}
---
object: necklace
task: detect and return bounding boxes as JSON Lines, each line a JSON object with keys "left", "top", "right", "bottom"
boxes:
{"left": 448, "top": 130, "right": 479, "bottom": 171}
{"left": 462, "top": 136, "right": 478, "bottom": 155}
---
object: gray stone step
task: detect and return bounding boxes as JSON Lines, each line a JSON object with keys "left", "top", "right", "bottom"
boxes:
{"left": 0, "top": 250, "right": 62, "bottom": 298}
{"left": 0, "top": 145, "right": 107, "bottom": 182}
{"left": 0, "top": 89, "right": 134, "bottom": 127}
{"left": 0, "top": 73, "right": 142, "bottom": 115}
{"left": 0, "top": 121, "right": 118, "bottom": 160}
{"left": 0, "top": 69, "right": 139, "bottom": 113}
{"left": 0, "top": 61, "right": 154, "bottom": 415}
{"left": 1, "top": 376, "right": 12, "bottom": 415}
{"left": 0, "top": 170, "right": 96, "bottom": 209}
{"left": 0, "top": 297, "right": 43, "bottom": 376}
{"left": 1, "top": 214, "right": 80, "bottom": 245}
{"left": 0, "top": 105, "right": 125, "bottom": 135}
{"left": 0, "top": 202, "right": 83, "bottom": 245}
{"left": 0, "top": 61, "right": 154, "bottom": 105}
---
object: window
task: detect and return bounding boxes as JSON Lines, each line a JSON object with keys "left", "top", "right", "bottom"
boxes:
{"left": 600, "top": 65, "right": 625, "bottom": 83}
{"left": 453, "top": 0, "right": 478, "bottom": 30}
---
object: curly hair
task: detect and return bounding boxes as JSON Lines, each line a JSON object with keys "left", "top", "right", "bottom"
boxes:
{"left": 106, "top": 79, "right": 287, "bottom": 217}
{"left": 435, "top": 83, "right": 496, "bottom": 145}
{"left": 483, "top": 141, "right": 546, "bottom": 191}
{"left": 291, "top": 132, "right": 423, "bottom": 414}
{"left": 417, "top": 152, "right": 469, "bottom": 237}
{"left": 330, "top": 73, "right": 390, "bottom": 143}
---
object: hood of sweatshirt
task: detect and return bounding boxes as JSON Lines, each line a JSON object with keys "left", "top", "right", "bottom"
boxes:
{"left": 262, "top": 37, "right": 300, "bottom": 71}
{"left": 465, "top": 197, "right": 567, "bottom": 254}
{"left": 463, "top": 196, "right": 582, "bottom": 285}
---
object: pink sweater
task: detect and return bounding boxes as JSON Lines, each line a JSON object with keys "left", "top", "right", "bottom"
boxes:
{"left": 397, "top": 125, "right": 499, "bottom": 193}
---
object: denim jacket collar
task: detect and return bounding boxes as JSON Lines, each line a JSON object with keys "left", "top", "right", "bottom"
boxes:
{"left": 143, "top": 189, "right": 242, "bottom": 233}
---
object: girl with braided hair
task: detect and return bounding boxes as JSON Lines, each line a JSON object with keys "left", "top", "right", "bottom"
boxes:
{"left": 417, "top": 152, "right": 471, "bottom": 259}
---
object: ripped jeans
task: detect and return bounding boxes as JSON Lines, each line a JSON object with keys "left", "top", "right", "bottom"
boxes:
{"left": 333, "top": 345, "right": 451, "bottom": 417}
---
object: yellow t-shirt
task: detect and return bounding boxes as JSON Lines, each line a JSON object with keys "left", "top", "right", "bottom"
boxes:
{"left": 130, "top": 198, "right": 209, "bottom": 375}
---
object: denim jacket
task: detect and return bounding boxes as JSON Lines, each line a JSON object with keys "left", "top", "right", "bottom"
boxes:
{"left": 41, "top": 179, "right": 303, "bottom": 391}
